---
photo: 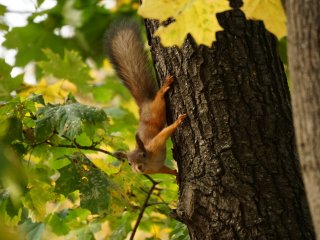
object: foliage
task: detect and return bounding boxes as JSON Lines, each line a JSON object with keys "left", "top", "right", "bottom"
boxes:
{"left": 0, "top": 0, "right": 182, "bottom": 239}
{"left": 138, "top": 0, "right": 286, "bottom": 47}
{"left": 0, "top": 0, "right": 288, "bottom": 239}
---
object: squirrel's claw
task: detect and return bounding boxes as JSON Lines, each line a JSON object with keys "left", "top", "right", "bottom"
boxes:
{"left": 177, "top": 114, "right": 187, "bottom": 124}
{"left": 164, "top": 75, "right": 174, "bottom": 86}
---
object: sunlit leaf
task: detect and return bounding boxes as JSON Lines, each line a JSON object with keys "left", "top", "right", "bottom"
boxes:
{"left": 38, "top": 49, "right": 92, "bottom": 90}
{"left": 35, "top": 101, "right": 108, "bottom": 142}
{"left": 55, "top": 153, "right": 111, "bottom": 214}
{"left": 241, "top": 0, "right": 286, "bottom": 39}
{"left": 139, "top": 0, "right": 286, "bottom": 47}
{"left": 21, "top": 183, "right": 54, "bottom": 221}
{"left": 138, "top": 0, "right": 230, "bottom": 46}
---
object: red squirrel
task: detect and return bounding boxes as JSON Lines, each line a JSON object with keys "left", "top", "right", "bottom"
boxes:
{"left": 104, "top": 21, "right": 186, "bottom": 176}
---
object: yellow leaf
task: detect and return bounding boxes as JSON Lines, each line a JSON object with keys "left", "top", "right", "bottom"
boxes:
{"left": 138, "top": 0, "right": 230, "bottom": 47}
{"left": 242, "top": 0, "right": 287, "bottom": 38}
{"left": 138, "top": 0, "right": 189, "bottom": 21}
{"left": 20, "top": 79, "right": 77, "bottom": 103}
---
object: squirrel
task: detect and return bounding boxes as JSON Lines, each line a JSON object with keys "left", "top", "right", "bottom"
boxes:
{"left": 104, "top": 21, "right": 186, "bottom": 176}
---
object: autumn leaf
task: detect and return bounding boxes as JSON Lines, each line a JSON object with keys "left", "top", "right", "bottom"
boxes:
{"left": 138, "top": 0, "right": 286, "bottom": 47}
{"left": 242, "top": 0, "right": 287, "bottom": 38}
{"left": 138, "top": 0, "right": 230, "bottom": 47}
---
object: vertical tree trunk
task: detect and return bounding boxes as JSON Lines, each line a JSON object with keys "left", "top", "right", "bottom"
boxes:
{"left": 287, "top": 0, "right": 320, "bottom": 237}
{"left": 145, "top": 5, "right": 315, "bottom": 240}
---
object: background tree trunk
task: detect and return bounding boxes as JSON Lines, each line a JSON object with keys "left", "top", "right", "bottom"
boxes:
{"left": 145, "top": 5, "right": 315, "bottom": 240}
{"left": 287, "top": 0, "right": 320, "bottom": 237}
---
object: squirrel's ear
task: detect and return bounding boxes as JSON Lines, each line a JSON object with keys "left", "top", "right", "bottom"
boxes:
{"left": 113, "top": 151, "right": 128, "bottom": 161}
{"left": 135, "top": 133, "right": 146, "bottom": 152}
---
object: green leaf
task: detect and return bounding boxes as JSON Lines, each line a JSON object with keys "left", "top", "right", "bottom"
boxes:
{"left": 18, "top": 219, "right": 45, "bottom": 240}
{"left": 36, "top": 0, "right": 46, "bottom": 7}
{"left": 0, "top": 117, "right": 26, "bottom": 156}
{"left": 65, "top": 208, "right": 91, "bottom": 228}
{"left": 105, "top": 107, "right": 137, "bottom": 137}
{"left": 27, "top": 94, "right": 45, "bottom": 106}
{"left": 109, "top": 211, "right": 133, "bottom": 240}
{"left": 34, "top": 114, "right": 53, "bottom": 143}
{"left": 21, "top": 183, "right": 54, "bottom": 221}
{"left": 0, "top": 97, "right": 21, "bottom": 121}
{"left": 54, "top": 162, "right": 78, "bottom": 195}
{"left": 169, "top": 221, "right": 190, "bottom": 240}
{"left": 0, "top": 190, "right": 22, "bottom": 224}
{"left": 38, "top": 49, "right": 92, "bottom": 90}
{"left": 0, "top": 5, "right": 7, "bottom": 15}
{"left": 35, "top": 101, "right": 108, "bottom": 142}
{"left": 0, "top": 60, "right": 23, "bottom": 97}
{"left": 3, "top": 23, "right": 71, "bottom": 67}
{"left": 92, "top": 77, "right": 131, "bottom": 103}
{"left": 55, "top": 153, "right": 111, "bottom": 214}
{"left": 278, "top": 37, "right": 288, "bottom": 65}
{"left": 75, "top": 227, "right": 95, "bottom": 240}
{"left": 46, "top": 212, "right": 70, "bottom": 235}
{"left": 0, "top": 23, "right": 9, "bottom": 31}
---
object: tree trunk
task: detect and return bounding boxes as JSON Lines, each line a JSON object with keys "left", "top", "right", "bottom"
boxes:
{"left": 287, "top": 0, "right": 320, "bottom": 237}
{"left": 145, "top": 5, "right": 315, "bottom": 240}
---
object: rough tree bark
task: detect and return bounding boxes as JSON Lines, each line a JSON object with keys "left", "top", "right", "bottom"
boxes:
{"left": 144, "top": 2, "right": 315, "bottom": 240}
{"left": 287, "top": 0, "right": 320, "bottom": 237}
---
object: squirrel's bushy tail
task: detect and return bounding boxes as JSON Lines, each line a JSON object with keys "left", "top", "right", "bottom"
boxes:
{"left": 104, "top": 21, "right": 157, "bottom": 105}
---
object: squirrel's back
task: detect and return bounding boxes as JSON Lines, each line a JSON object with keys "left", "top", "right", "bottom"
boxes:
{"left": 104, "top": 21, "right": 157, "bottom": 106}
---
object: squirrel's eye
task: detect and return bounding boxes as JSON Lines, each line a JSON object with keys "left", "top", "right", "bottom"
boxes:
{"left": 142, "top": 153, "right": 146, "bottom": 158}
{"left": 128, "top": 162, "right": 131, "bottom": 166}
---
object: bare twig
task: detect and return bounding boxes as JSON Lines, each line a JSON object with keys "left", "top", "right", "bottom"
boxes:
{"left": 129, "top": 175, "right": 159, "bottom": 240}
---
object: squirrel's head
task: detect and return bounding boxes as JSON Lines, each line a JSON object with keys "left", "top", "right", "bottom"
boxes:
{"left": 127, "top": 133, "right": 149, "bottom": 173}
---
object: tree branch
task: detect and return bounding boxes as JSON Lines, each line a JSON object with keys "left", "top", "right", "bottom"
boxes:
{"left": 45, "top": 140, "right": 117, "bottom": 159}
{"left": 129, "top": 175, "right": 159, "bottom": 240}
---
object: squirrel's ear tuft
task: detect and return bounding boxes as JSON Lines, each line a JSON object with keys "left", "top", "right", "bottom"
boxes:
{"left": 113, "top": 151, "right": 128, "bottom": 161}
{"left": 135, "top": 133, "right": 146, "bottom": 152}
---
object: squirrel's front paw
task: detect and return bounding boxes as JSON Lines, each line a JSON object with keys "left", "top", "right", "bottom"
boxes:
{"left": 177, "top": 114, "right": 187, "bottom": 125}
{"left": 164, "top": 75, "right": 174, "bottom": 86}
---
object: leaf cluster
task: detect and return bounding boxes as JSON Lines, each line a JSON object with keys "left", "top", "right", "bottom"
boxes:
{"left": 0, "top": 1, "right": 186, "bottom": 239}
